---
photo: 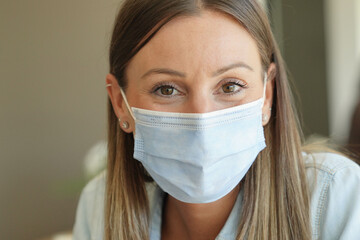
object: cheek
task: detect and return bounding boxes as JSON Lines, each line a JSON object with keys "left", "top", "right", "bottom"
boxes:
{"left": 243, "top": 81, "right": 266, "bottom": 104}
{"left": 124, "top": 85, "right": 159, "bottom": 111}
{"left": 125, "top": 89, "right": 147, "bottom": 108}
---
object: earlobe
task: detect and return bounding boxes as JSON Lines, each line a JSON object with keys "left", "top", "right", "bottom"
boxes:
{"left": 118, "top": 117, "right": 133, "bottom": 133}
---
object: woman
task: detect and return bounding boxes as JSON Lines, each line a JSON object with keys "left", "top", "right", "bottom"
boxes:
{"left": 73, "top": 0, "right": 360, "bottom": 239}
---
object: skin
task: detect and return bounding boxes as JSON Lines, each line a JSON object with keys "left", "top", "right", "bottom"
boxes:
{"left": 107, "top": 10, "right": 275, "bottom": 240}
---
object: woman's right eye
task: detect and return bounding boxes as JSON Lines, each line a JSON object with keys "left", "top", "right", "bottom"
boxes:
{"left": 153, "top": 85, "right": 180, "bottom": 97}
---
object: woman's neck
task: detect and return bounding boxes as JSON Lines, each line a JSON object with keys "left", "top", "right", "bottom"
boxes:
{"left": 161, "top": 185, "right": 240, "bottom": 240}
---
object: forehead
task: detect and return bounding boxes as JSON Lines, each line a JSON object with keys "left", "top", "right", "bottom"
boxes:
{"left": 127, "top": 10, "right": 261, "bottom": 77}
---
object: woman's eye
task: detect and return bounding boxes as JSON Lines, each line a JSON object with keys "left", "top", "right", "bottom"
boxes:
{"left": 154, "top": 85, "right": 179, "bottom": 96}
{"left": 222, "top": 82, "right": 242, "bottom": 93}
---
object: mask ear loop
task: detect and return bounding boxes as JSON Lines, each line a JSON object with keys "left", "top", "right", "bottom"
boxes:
{"left": 119, "top": 88, "right": 137, "bottom": 121}
{"left": 261, "top": 72, "right": 268, "bottom": 108}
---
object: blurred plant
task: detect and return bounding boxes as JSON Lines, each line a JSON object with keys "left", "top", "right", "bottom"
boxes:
{"left": 51, "top": 140, "right": 107, "bottom": 197}
{"left": 83, "top": 140, "right": 107, "bottom": 179}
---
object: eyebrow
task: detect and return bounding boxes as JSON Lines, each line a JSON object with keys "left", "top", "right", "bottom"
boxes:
{"left": 212, "top": 62, "right": 254, "bottom": 77}
{"left": 140, "top": 62, "right": 254, "bottom": 79}
{"left": 141, "top": 68, "right": 186, "bottom": 79}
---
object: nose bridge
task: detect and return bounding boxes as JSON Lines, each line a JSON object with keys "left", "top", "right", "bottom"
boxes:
{"left": 186, "top": 88, "right": 213, "bottom": 114}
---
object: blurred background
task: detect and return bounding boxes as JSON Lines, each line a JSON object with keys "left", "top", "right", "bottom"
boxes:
{"left": 0, "top": 0, "right": 359, "bottom": 239}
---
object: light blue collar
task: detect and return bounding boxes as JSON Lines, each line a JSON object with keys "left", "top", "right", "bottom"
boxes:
{"left": 146, "top": 183, "right": 243, "bottom": 240}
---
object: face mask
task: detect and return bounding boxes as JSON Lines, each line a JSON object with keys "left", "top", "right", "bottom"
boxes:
{"left": 120, "top": 73, "right": 267, "bottom": 203}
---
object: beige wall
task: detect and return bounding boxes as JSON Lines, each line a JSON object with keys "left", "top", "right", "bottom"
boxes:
{"left": 0, "top": 1, "right": 120, "bottom": 239}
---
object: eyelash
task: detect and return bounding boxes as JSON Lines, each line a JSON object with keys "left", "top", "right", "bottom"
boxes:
{"left": 223, "top": 79, "right": 247, "bottom": 87}
{"left": 218, "top": 79, "right": 248, "bottom": 95}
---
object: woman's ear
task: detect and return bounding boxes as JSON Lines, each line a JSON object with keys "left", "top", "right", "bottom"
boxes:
{"left": 105, "top": 74, "right": 135, "bottom": 133}
{"left": 262, "top": 63, "right": 276, "bottom": 126}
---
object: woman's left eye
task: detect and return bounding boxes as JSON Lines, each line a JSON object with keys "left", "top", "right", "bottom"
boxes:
{"left": 221, "top": 81, "right": 246, "bottom": 94}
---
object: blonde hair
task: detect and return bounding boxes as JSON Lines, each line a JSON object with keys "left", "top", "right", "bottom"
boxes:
{"left": 105, "top": 0, "right": 311, "bottom": 239}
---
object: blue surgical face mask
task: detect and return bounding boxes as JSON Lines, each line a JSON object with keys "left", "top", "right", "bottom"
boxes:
{"left": 120, "top": 73, "right": 267, "bottom": 203}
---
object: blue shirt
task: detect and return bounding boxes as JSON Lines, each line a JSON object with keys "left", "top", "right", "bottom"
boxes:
{"left": 73, "top": 152, "right": 360, "bottom": 239}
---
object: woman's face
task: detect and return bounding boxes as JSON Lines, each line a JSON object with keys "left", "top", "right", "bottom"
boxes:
{"left": 107, "top": 10, "right": 274, "bottom": 132}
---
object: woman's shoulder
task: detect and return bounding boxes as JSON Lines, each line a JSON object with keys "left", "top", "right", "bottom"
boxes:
{"left": 72, "top": 171, "right": 106, "bottom": 240}
{"left": 81, "top": 171, "right": 107, "bottom": 195}
{"left": 76, "top": 171, "right": 107, "bottom": 211}
{"left": 72, "top": 171, "right": 157, "bottom": 239}
{"left": 303, "top": 152, "right": 360, "bottom": 239}
{"left": 303, "top": 151, "right": 359, "bottom": 173}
